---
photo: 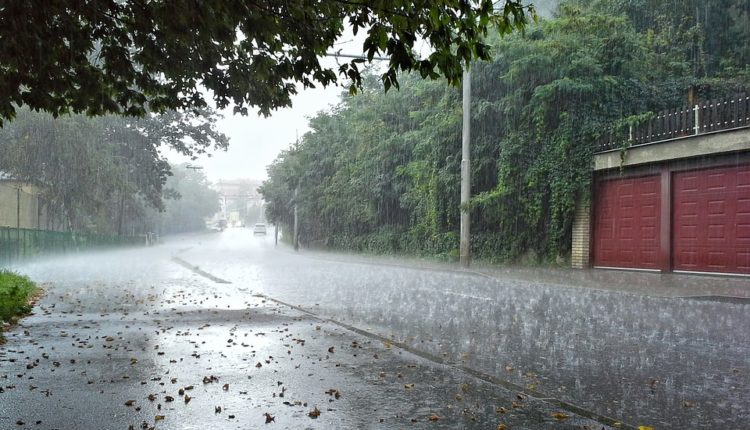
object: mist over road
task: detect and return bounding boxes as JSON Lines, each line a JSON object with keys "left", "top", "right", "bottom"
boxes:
{"left": 1, "top": 229, "right": 747, "bottom": 429}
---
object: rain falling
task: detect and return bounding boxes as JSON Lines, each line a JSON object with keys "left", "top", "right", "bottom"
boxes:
{"left": 0, "top": 1, "right": 748, "bottom": 429}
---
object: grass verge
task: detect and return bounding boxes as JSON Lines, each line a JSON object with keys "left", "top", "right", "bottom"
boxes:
{"left": 0, "top": 270, "right": 38, "bottom": 343}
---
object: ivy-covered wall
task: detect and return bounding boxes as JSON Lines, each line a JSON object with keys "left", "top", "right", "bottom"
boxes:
{"left": 261, "top": 0, "right": 750, "bottom": 263}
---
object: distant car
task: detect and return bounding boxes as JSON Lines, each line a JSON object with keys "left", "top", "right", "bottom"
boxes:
{"left": 253, "top": 223, "right": 267, "bottom": 235}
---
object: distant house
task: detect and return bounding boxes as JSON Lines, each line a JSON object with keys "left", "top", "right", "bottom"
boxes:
{"left": 572, "top": 94, "right": 750, "bottom": 276}
{"left": 0, "top": 172, "right": 48, "bottom": 230}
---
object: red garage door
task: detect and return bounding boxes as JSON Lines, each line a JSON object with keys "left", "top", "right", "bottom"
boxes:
{"left": 593, "top": 175, "right": 661, "bottom": 270}
{"left": 673, "top": 165, "right": 750, "bottom": 274}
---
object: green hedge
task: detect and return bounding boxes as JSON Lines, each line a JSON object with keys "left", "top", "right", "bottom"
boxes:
{"left": 0, "top": 270, "right": 37, "bottom": 328}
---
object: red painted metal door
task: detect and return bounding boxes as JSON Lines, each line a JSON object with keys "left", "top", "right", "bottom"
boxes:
{"left": 593, "top": 175, "right": 661, "bottom": 270}
{"left": 673, "top": 165, "right": 750, "bottom": 274}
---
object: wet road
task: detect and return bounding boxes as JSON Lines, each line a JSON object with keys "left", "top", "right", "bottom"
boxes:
{"left": 3, "top": 232, "right": 611, "bottom": 430}
{"left": 177, "top": 230, "right": 749, "bottom": 429}
{"left": 2, "top": 229, "right": 748, "bottom": 429}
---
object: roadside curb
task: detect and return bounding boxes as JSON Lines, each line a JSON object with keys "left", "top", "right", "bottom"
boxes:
{"left": 273, "top": 248, "right": 750, "bottom": 302}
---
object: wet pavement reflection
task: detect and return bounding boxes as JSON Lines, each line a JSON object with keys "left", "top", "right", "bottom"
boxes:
{"left": 178, "top": 229, "right": 750, "bottom": 429}
{"left": 1, "top": 232, "right": 619, "bottom": 429}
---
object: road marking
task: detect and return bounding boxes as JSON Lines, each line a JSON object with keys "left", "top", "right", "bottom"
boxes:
{"left": 171, "top": 257, "right": 232, "bottom": 284}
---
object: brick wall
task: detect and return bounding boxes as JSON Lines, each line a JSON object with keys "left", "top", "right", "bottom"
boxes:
{"left": 571, "top": 196, "right": 591, "bottom": 269}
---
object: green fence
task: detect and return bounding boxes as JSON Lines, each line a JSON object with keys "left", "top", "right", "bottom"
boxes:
{"left": 0, "top": 227, "right": 145, "bottom": 264}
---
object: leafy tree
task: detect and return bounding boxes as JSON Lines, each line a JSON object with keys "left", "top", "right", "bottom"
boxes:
{"left": 146, "top": 164, "right": 220, "bottom": 235}
{"left": 0, "top": 0, "right": 534, "bottom": 125}
{"left": 260, "top": 0, "right": 748, "bottom": 262}
{"left": 0, "top": 108, "right": 227, "bottom": 234}
{"left": 583, "top": 0, "right": 750, "bottom": 92}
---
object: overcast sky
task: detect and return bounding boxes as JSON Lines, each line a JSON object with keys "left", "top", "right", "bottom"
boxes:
{"left": 166, "top": 34, "right": 366, "bottom": 184}
{"left": 168, "top": 85, "right": 344, "bottom": 183}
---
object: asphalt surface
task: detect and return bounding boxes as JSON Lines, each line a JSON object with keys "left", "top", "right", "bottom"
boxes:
{"left": 2, "top": 229, "right": 749, "bottom": 429}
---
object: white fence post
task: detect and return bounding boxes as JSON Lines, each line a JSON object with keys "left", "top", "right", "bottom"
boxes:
{"left": 693, "top": 104, "right": 700, "bottom": 135}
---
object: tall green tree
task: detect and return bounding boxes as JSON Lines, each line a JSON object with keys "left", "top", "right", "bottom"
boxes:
{"left": 0, "top": 108, "right": 227, "bottom": 234}
{"left": 261, "top": 0, "right": 748, "bottom": 262}
{"left": 145, "top": 164, "right": 220, "bottom": 235}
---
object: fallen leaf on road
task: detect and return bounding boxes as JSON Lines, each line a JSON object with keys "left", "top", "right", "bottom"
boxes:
{"left": 308, "top": 407, "right": 321, "bottom": 418}
{"left": 264, "top": 412, "right": 275, "bottom": 423}
{"left": 325, "top": 389, "right": 341, "bottom": 399}
{"left": 124, "top": 400, "right": 136, "bottom": 406}
{"left": 428, "top": 414, "right": 440, "bottom": 421}
{"left": 551, "top": 412, "right": 569, "bottom": 420}
{"left": 404, "top": 383, "right": 414, "bottom": 390}
{"left": 155, "top": 415, "right": 165, "bottom": 421}
{"left": 497, "top": 424, "right": 507, "bottom": 430}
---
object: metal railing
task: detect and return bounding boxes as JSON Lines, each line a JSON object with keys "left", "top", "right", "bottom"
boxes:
{"left": 0, "top": 227, "right": 144, "bottom": 265}
{"left": 595, "top": 93, "right": 750, "bottom": 153}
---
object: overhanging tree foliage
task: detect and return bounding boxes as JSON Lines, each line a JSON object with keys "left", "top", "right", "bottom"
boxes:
{"left": 0, "top": 0, "right": 534, "bottom": 125}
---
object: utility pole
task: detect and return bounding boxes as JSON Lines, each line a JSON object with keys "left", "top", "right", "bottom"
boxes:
{"left": 293, "top": 185, "right": 300, "bottom": 251}
{"left": 459, "top": 68, "right": 472, "bottom": 268}
{"left": 325, "top": 50, "right": 474, "bottom": 265}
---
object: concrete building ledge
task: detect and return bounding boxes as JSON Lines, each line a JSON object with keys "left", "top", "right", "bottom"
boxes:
{"left": 594, "top": 127, "right": 750, "bottom": 171}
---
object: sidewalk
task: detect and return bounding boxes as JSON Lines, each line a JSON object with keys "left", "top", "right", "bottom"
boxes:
{"left": 291, "top": 247, "right": 750, "bottom": 300}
